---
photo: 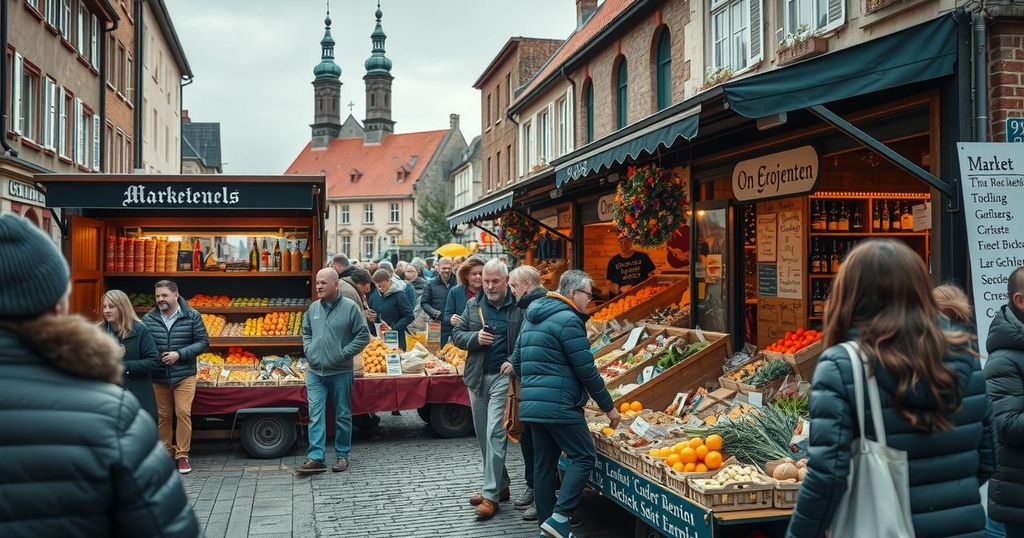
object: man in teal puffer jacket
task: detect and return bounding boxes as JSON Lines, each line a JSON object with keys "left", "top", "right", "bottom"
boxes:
{"left": 511, "top": 270, "right": 620, "bottom": 538}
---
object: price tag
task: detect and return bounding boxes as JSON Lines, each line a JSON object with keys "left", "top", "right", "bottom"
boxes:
{"left": 385, "top": 352, "right": 403, "bottom": 376}
{"left": 608, "top": 319, "right": 623, "bottom": 334}
{"left": 748, "top": 391, "right": 764, "bottom": 407}
{"left": 639, "top": 365, "right": 656, "bottom": 383}
{"left": 623, "top": 327, "right": 646, "bottom": 351}
{"left": 629, "top": 416, "right": 655, "bottom": 440}
{"left": 426, "top": 322, "right": 441, "bottom": 343}
{"left": 694, "top": 325, "right": 707, "bottom": 344}
{"left": 383, "top": 330, "right": 400, "bottom": 348}
{"left": 685, "top": 415, "right": 706, "bottom": 429}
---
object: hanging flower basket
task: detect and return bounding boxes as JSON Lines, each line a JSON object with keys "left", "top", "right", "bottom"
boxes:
{"left": 777, "top": 36, "right": 828, "bottom": 66}
{"left": 496, "top": 211, "right": 540, "bottom": 257}
{"left": 613, "top": 165, "right": 689, "bottom": 248}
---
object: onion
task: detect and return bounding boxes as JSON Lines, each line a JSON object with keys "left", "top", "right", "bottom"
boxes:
{"left": 773, "top": 462, "right": 800, "bottom": 481}
{"left": 797, "top": 467, "right": 807, "bottom": 482}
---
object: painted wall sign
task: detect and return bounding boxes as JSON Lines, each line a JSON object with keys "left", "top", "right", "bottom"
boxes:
{"left": 44, "top": 181, "right": 314, "bottom": 209}
{"left": 597, "top": 194, "right": 617, "bottom": 222}
{"left": 7, "top": 179, "right": 47, "bottom": 205}
{"left": 957, "top": 143, "right": 1024, "bottom": 357}
{"left": 732, "top": 145, "right": 819, "bottom": 202}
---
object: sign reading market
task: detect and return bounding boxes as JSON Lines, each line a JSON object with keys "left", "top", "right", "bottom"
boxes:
{"left": 732, "top": 145, "right": 819, "bottom": 202}
{"left": 43, "top": 181, "right": 315, "bottom": 210}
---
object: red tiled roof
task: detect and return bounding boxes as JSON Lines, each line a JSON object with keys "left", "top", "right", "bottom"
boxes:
{"left": 511, "top": 0, "right": 638, "bottom": 108}
{"left": 285, "top": 129, "right": 449, "bottom": 200}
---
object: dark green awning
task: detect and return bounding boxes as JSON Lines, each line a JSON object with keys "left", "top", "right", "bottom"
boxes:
{"left": 723, "top": 13, "right": 958, "bottom": 118}
{"left": 555, "top": 106, "right": 700, "bottom": 187}
{"left": 446, "top": 191, "right": 514, "bottom": 229}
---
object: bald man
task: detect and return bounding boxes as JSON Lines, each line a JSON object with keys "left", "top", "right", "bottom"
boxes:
{"left": 297, "top": 268, "right": 371, "bottom": 474}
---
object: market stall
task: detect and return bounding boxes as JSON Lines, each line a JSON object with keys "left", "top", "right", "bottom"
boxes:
{"left": 38, "top": 174, "right": 473, "bottom": 457}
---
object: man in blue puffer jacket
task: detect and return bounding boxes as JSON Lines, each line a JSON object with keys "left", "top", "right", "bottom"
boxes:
{"left": 511, "top": 270, "right": 621, "bottom": 538}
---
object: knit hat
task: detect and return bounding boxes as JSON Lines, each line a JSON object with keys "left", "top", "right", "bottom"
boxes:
{"left": 0, "top": 213, "right": 70, "bottom": 317}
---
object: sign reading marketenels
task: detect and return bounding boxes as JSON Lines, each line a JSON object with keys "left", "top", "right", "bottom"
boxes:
{"left": 43, "top": 181, "right": 314, "bottom": 210}
{"left": 732, "top": 145, "right": 819, "bottom": 202}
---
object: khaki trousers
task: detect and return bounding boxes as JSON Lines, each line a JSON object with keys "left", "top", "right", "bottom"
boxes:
{"left": 153, "top": 375, "right": 197, "bottom": 459}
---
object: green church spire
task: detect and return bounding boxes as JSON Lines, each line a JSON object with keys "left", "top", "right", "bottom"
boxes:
{"left": 314, "top": 3, "right": 342, "bottom": 80}
{"left": 364, "top": 1, "right": 393, "bottom": 74}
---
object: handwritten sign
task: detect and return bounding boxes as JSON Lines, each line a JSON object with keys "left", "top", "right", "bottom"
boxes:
{"left": 912, "top": 202, "right": 932, "bottom": 232}
{"left": 756, "top": 214, "right": 777, "bottom": 262}
{"left": 383, "top": 330, "right": 400, "bottom": 348}
{"left": 777, "top": 210, "right": 803, "bottom": 299}
{"left": 385, "top": 352, "right": 403, "bottom": 376}
{"left": 758, "top": 264, "right": 778, "bottom": 297}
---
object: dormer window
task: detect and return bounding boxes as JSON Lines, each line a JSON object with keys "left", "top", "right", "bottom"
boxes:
{"left": 349, "top": 168, "right": 363, "bottom": 183}
{"left": 396, "top": 165, "right": 410, "bottom": 182}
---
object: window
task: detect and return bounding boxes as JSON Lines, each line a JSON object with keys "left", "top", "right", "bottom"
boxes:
{"left": 556, "top": 97, "right": 568, "bottom": 156}
{"left": 486, "top": 93, "right": 491, "bottom": 126}
{"left": 389, "top": 203, "right": 400, "bottom": 223}
{"left": 539, "top": 109, "right": 550, "bottom": 163}
{"left": 496, "top": 150, "right": 502, "bottom": 185}
{"left": 340, "top": 205, "right": 350, "bottom": 225}
{"left": 60, "top": 0, "right": 70, "bottom": 38}
{"left": 486, "top": 157, "right": 492, "bottom": 190}
{"left": 43, "top": 78, "right": 57, "bottom": 149}
{"left": 59, "top": 89, "right": 69, "bottom": 158}
{"left": 125, "top": 138, "right": 132, "bottom": 171}
{"left": 117, "top": 44, "right": 126, "bottom": 94}
{"left": 507, "top": 144, "right": 513, "bottom": 181}
{"left": 90, "top": 16, "right": 98, "bottom": 67}
{"left": 523, "top": 121, "right": 534, "bottom": 171}
{"left": 77, "top": 5, "right": 86, "bottom": 53}
{"left": 785, "top": 0, "right": 843, "bottom": 35}
{"left": 340, "top": 236, "right": 351, "bottom": 258}
{"left": 363, "top": 204, "right": 374, "bottom": 224}
{"left": 710, "top": 0, "right": 762, "bottom": 73}
{"left": 126, "top": 54, "right": 133, "bottom": 100}
{"left": 362, "top": 235, "right": 375, "bottom": 260}
{"left": 655, "top": 30, "right": 672, "bottom": 111}
{"left": 615, "top": 57, "right": 628, "bottom": 130}
{"left": 13, "top": 56, "right": 40, "bottom": 142}
{"left": 92, "top": 114, "right": 100, "bottom": 170}
{"left": 495, "top": 83, "right": 501, "bottom": 120}
{"left": 583, "top": 80, "right": 594, "bottom": 143}
{"left": 45, "top": 0, "right": 60, "bottom": 29}
{"left": 152, "top": 108, "right": 158, "bottom": 148}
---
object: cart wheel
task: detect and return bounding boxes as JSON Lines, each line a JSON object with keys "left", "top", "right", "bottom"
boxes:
{"left": 240, "top": 414, "right": 296, "bottom": 459}
{"left": 429, "top": 404, "right": 473, "bottom": 438}
{"left": 634, "top": 518, "right": 664, "bottom": 538}
{"left": 353, "top": 413, "right": 381, "bottom": 434}
{"left": 417, "top": 405, "right": 432, "bottom": 424}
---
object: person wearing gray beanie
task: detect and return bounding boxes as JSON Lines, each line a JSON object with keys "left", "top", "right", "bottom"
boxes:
{"left": 0, "top": 212, "right": 201, "bottom": 536}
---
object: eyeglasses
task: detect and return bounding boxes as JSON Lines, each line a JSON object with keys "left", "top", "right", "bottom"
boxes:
{"left": 574, "top": 289, "right": 594, "bottom": 300}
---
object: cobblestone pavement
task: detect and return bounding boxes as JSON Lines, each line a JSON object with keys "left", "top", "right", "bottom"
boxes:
{"left": 182, "top": 413, "right": 635, "bottom": 538}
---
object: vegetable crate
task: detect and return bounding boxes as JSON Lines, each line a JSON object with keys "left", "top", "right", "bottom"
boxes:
{"left": 764, "top": 339, "right": 824, "bottom": 381}
{"left": 611, "top": 327, "right": 731, "bottom": 413}
{"left": 686, "top": 480, "right": 774, "bottom": 513}
{"left": 664, "top": 468, "right": 715, "bottom": 497}
{"left": 618, "top": 446, "right": 665, "bottom": 484}
{"left": 587, "top": 275, "right": 690, "bottom": 335}
{"left": 773, "top": 480, "right": 801, "bottom": 509}
{"left": 594, "top": 328, "right": 667, "bottom": 368}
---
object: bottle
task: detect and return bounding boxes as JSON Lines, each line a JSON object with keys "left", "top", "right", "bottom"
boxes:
{"left": 290, "top": 242, "right": 302, "bottom": 272}
{"left": 872, "top": 201, "right": 881, "bottom": 232}
{"left": 812, "top": 201, "right": 825, "bottom": 231}
{"left": 901, "top": 202, "right": 914, "bottom": 231}
{"left": 260, "top": 240, "right": 270, "bottom": 271}
{"left": 301, "top": 242, "right": 312, "bottom": 271}
{"left": 852, "top": 203, "right": 864, "bottom": 231}
{"left": 881, "top": 202, "right": 891, "bottom": 232}
{"left": 250, "top": 238, "right": 260, "bottom": 271}
{"left": 890, "top": 201, "right": 902, "bottom": 231}
{"left": 273, "top": 241, "right": 282, "bottom": 272}
{"left": 838, "top": 203, "right": 850, "bottom": 232}
{"left": 204, "top": 246, "right": 217, "bottom": 268}
{"left": 827, "top": 202, "right": 838, "bottom": 231}
{"left": 281, "top": 241, "right": 292, "bottom": 273}
{"left": 811, "top": 241, "right": 821, "bottom": 274}
{"left": 830, "top": 241, "right": 841, "bottom": 274}
{"left": 192, "top": 240, "right": 201, "bottom": 272}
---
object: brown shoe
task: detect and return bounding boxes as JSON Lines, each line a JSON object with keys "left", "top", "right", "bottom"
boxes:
{"left": 331, "top": 458, "right": 349, "bottom": 472}
{"left": 469, "top": 487, "right": 510, "bottom": 506}
{"left": 475, "top": 499, "right": 499, "bottom": 519}
{"left": 295, "top": 459, "right": 326, "bottom": 474}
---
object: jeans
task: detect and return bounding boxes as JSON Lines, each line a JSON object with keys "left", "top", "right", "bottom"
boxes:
{"left": 306, "top": 371, "right": 354, "bottom": 463}
{"left": 530, "top": 421, "right": 596, "bottom": 524}
{"left": 520, "top": 423, "right": 535, "bottom": 490}
{"left": 469, "top": 372, "right": 510, "bottom": 502}
{"left": 153, "top": 375, "right": 197, "bottom": 459}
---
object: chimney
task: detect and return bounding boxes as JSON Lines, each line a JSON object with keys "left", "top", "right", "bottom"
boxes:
{"left": 449, "top": 113, "right": 460, "bottom": 132}
{"left": 182, "top": 109, "right": 191, "bottom": 123}
{"left": 576, "top": 0, "right": 598, "bottom": 28}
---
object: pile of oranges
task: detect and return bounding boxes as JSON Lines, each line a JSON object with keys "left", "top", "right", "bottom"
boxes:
{"left": 618, "top": 400, "right": 644, "bottom": 418}
{"left": 242, "top": 312, "right": 302, "bottom": 336}
{"left": 649, "top": 435, "right": 724, "bottom": 474}
{"left": 764, "top": 328, "right": 822, "bottom": 354}
{"left": 188, "top": 294, "right": 231, "bottom": 307}
{"left": 592, "top": 285, "right": 670, "bottom": 321}
{"left": 201, "top": 314, "right": 226, "bottom": 337}
{"left": 225, "top": 347, "right": 257, "bottom": 366}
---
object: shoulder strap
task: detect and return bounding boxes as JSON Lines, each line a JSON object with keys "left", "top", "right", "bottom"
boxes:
{"left": 840, "top": 341, "right": 889, "bottom": 449}
{"left": 478, "top": 305, "right": 485, "bottom": 325}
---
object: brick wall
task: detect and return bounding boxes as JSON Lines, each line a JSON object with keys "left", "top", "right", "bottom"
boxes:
{"left": 989, "top": 20, "right": 1024, "bottom": 141}
{"left": 105, "top": 0, "right": 135, "bottom": 172}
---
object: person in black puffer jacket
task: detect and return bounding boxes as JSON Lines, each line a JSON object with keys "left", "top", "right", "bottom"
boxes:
{"left": 142, "top": 280, "right": 209, "bottom": 474}
{"left": 985, "top": 267, "right": 1024, "bottom": 537}
{"left": 788, "top": 240, "right": 994, "bottom": 538}
{"left": 0, "top": 213, "right": 199, "bottom": 537}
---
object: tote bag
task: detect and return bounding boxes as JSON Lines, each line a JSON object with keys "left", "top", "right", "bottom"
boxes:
{"left": 829, "top": 342, "right": 915, "bottom": 538}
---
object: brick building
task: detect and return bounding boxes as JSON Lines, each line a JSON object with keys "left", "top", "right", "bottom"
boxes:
{"left": 987, "top": 2, "right": 1024, "bottom": 142}
{"left": 102, "top": 0, "right": 133, "bottom": 173}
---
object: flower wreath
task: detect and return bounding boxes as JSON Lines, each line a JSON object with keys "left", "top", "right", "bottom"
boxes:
{"left": 497, "top": 211, "right": 540, "bottom": 257}
{"left": 613, "top": 164, "right": 689, "bottom": 247}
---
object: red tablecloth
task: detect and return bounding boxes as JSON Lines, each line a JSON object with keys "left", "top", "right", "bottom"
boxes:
{"left": 193, "top": 374, "right": 470, "bottom": 416}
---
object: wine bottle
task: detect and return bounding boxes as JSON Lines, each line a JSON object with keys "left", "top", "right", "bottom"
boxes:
{"left": 872, "top": 201, "right": 881, "bottom": 232}
{"left": 811, "top": 241, "right": 820, "bottom": 273}
{"left": 852, "top": 203, "right": 864, "bottom": 231}
{"left": 891, "top": 201, "right": 902, "bottom": 231}
{"left": 901, "top": 202, "right": 914, "bottom": 231}
{"left": 838, "top": 203, "right": 850, "bottom": 232}
{"left": 250, "top": 238, "right": 259, "bottom": 271}
{"left": 301, "top": 242, "right": 312, "bottom": 271}
{"left": 812, "top": 201, "right": 825, "bottom": 231}
{"left": 830, "top": 241, "right": 841, "bottom": 274}
{"left": 260, "top": 240, "right": 270, "bottom": 272}
{"left": 881, "top": 202, "right": 891, "bottom": 232}
{"left": 273, "top": 241, "right": 282, "bottom": 272}
{"left": 192, "top": 240, "right": 201, "bottom": 272}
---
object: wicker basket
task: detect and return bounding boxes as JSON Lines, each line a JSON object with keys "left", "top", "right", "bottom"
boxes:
{"left": 686, "top": 480, "right": 774, "bottom": 512}
{"left": 773, "top": 480, "right": 801, "bottom": 509}
{"left": 664, "top": 468, "right": 715, "bottom": 497}
{"left": 593, "top": 433, "right": 618, "bottom": 457}
{"left": 615, "top": 446, "right": 664, "bottom": 483}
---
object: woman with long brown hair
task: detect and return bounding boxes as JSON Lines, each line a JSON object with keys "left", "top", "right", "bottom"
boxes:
{"left": 788, "top": 240, "right": 994, "bottom": 537}
{"left": 101, "top": 289, "right": 162, "bottom": 419}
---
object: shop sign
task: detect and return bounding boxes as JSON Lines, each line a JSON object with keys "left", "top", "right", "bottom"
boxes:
{"left": 585, "top": 455, "right": 712, "bottom": 538}
{"left": 6, "top": 179, "right": 46, "bottom": 205}
{"left": 957, "top": 143, "right": 1024, "bottom": 357}
{"left": 558, "top": 211, "right": 572, "bottom": 228}
{"left": 43, "top": 181, "right": 314, "bottom": 210}
{"left": 596, "top": 194, "right": 617, "bottom": 222}
{"left": 732, "top": 146, "right": 819, "bottom": 202}
{"left": 1006, "top": 118, "right": 1024, "bottom": 143}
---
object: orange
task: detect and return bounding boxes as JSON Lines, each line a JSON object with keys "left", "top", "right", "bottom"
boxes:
{"left": 688, "top": 437, "right": 704, "bottom": 449}
{"left": 672, "top": 462, "right": 686, "bottom": 473}
{"left": 648, "top": 449, "right": 660, "bottom": 458}
{"left": 683, "top": 462, "right": 696, "bottom": 473}
{"left": 704, "top": 451, "right": 723, "bottom": 470}
{"left": 695, "top": 463, "right": 708, "bottom": 473}
{"left": 666, "top": 454, "right": 682, "bottom": 467}
{"left": 672, "top": 442, "right": 687, "bottom": 454}
{"left": 705, "top": 434, "right": 723, "bottom": 452}
{"left": 619, "top": 402, "right": 631, "bottom": 413}
{"left": 679, "top": 447, "right": 697, "bottom": 464}
{"left": 696, "top": 445, "right": 709, "bottom": 461}
{"left": 630, "top": 401, "right": 643, "bottom": 412}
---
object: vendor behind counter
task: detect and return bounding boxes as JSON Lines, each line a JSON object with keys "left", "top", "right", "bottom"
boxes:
{"left": 606, "top": 235, "right": 657, "bottom": 295}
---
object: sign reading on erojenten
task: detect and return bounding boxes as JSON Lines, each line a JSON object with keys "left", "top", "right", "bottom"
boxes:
{"left": 43, "top": 181, "right": 314, "bottom": 210}
{"left": 732, "top": 145, "right": 819, "bottom": 202}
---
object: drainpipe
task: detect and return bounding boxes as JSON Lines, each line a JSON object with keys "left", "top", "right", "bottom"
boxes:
{"left": 973, "top": 11, "right": 988, "bottom": 142}
{"left": 100, "top": 16, "right": 119, "bottom": 171}
{"left": 179, "top": 75, "right": 193, "bottom": 173}
{"left": 0, "top": 0, "right": 17, "bottom": 157}
{"left": 134, "top": 0, "right": 144, "bottom": 170}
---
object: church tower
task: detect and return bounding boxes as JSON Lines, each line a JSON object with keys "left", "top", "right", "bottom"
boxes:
{"left": 363, "top": 2, "right": 395, "bottom": 144}
{"left": 311, "top": 7, "right": 343, "bottom": 149}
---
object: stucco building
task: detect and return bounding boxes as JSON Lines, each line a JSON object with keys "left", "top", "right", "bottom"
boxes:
{"left": 137, "top": 0, "right": 190, "bottom": 173}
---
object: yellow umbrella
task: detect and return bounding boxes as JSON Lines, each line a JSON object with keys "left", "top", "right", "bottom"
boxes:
{"left": 434, "top": 243, "right": 472, "bottom": 257}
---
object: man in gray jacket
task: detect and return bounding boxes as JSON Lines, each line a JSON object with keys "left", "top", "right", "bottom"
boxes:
{"left": 297, "top": 268, "right": 371, "bottom": 474}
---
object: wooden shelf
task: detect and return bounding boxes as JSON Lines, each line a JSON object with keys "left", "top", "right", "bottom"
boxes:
{"left": 208, "top": 337, "right": 302, "bottom": 347}
{"left": 809, "top": 232, "right": 927, "bottom": 237}
{"left": 810, "top": 274, "right": 836, "bottom": 279}
{"left": 135, "top": 306, "right": 309, "bottom": 315}
{"left": 107, "top": 271, "right": 311, "bottom": 278}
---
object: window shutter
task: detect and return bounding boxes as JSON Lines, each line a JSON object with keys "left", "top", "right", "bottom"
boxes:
{"left": 42, "top": 79, "right": 53, "bottom": 148}
{"left": 92, "top": 115, "right": 100, "bottom": 170}
{"left": 748, "top": 0, "right": 764, "bottom": 65}
{"left": 91, "top": 16, "right": 99, "bottom": 66}
{"left": 58, "top": 88, "right": 66, "bottom": 157}
{"left": 565, "top": 88, "right": 575, "bottom": 154}
{"left": 822, "top": 0, "right": 845, "bottom": 32}
{"left": 76, "top": 8, "right": 84, "bottom": 52}
{"left": 12, "top": 53, "right": 23, "bottom": 135}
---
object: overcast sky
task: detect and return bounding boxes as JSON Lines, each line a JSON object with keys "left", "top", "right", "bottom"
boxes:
{"left": 169, "top": 0, "right": 577, "bottom": 174}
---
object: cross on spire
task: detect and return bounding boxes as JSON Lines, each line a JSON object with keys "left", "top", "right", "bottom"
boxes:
{"left": 347, "top": 101, "right": 355, "bottom": 114}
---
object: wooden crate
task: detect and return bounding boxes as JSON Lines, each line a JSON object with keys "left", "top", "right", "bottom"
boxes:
{"left": 664, "top": 469, "right": 716, "bottom": 497}
{"left": 773, "top": 480, "right": 801, "bottom": 509}
{"left": 616, "top": 445, "right": 666, "bottom": 484}
{"left": 612, "top": 328, "right": 732, "bottom": 414}
{"left": 602, "top": 331, "right": 681, "bottom": 392}
{"left": 594, "top": 328, "right": 666, "bottom": 370}
{"left": 686, "top": 480, "right": 774, "bottom": 513}
{"left": 588, "top": 275, "right": 690, "bottom": 335}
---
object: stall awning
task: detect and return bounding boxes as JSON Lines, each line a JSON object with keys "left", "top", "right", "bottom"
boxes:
{"left": 723, "top": 13, "right": 958, "bottom": 119}
{"left": 446, "top": 191, "right": 514, "bottom": 228}
{"left": 554, "top": 105, "right": 701, "bottom": 187}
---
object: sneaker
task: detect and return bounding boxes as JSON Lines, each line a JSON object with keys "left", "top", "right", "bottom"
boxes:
{"left": 295, "top": 459, "right": 327, "bottom": 475}
{"left": 176, "top": 457, "right": 191, "bottom": 475}
{"left": 540, "top": 515, "right": 575, "bottom": 538}
{"left": 332, "top": 458, "right": 349, "bottom": 472}
{"left": 514, "top": 487, "right": 535, "bottom": 509}
{"left": 570, "top": 513, "right": 583, "bottom": 528}
{"left": 522, "top": 504, "right": 538, "bottom": 521}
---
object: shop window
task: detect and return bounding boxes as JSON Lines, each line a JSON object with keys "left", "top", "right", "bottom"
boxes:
{"left": 614, "top": 57, "right": 628, "bottom": 130}
{"left": 583, "top": 79, "right": 594, "bottom": 143}
{"left": 709, "top": 0, "right": 763, "bottom": 74}
{"left": 340, "top": 204, "right": 350, "bottom": 225}
{"left": 389, "top": 203, "right": 400, "bottom": 224}
{"left": 363, "top": 204, "right": 374, "bottom": 224}
{"left": 783, "top": 0, "right": 844, "bottom": 37}
{"left": 655, "top": 29, "right": 672, "bottom": 111}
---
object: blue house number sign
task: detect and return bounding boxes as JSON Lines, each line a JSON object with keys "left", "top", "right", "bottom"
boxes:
{"left": 1008, "top": 118, "right": 1024, "bottom": 143}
